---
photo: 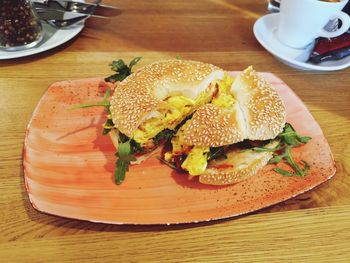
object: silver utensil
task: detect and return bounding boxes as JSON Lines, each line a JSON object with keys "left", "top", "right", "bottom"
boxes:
{"left": 36, "top": 9, "right": 108, "bottom": 28}
{"left": 33, "top": 0, "right": 120, "bottom": 17}
{"left": 48, "top": 17, "right": 86, "bottom": 28}
{"left": 40, "top": 14, "right": 89, "bottom": 28}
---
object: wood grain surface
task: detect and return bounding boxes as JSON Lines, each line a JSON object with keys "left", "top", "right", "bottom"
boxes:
{"left": 0, "top": 0, "right": 349, "bottom": 262}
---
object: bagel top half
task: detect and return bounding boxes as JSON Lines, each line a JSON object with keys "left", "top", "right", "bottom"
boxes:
{"left": 109, "top": 60, "right": 225, "bottom": 138}
{"left": 183, "top": 66, "right": 286, "bottom": 147}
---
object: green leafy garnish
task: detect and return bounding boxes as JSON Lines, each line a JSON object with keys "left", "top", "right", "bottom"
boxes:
{"left": 72, "top": 57, "right": 143, "bottom": 184}
{"left": 250, "top": 143, "right": 283, "bottom": 153}
{"left": 102, "top": 57, "right": 142, "bottom": 136}
{"left": 104, "top": 57, "right": 142, "bottom": 83}
{"left": 175, "top": 54, "right": 182, "bottom": 60}
{"left": 253, "top": 123, "right": 312, "bottom": 177}
{"left": 114, "top": 140, "right": 137, "bottom": 184}
{"left": 269, "top": 146, "right": 309, "bottom": 177}
{"left": 208, "top": 146, "right": 227, "bottom": 161}
{"left": 154, "top": 129, "right": 175, "bottom": 144}
{"left": 70, "top": 101, "right": 110, "bottom": 109}
{"left": 70, "top": 88, "right": 114, "bottom": 135}
{"left": 273, "top": 162, "right": 310, "bottom": 177}
{"left": 117, "top": 132, "right": 143, "bottom": 153}
{"left": 278, "top": 123, "right": 311, "bottom": 146}
{"left": 113, "top": 132, "right": 143, "bottom": 184}
{"left": 70, "top": 89, "right": 111, "bottom": 110}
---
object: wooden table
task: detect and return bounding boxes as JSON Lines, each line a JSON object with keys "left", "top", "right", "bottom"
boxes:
{"left": 1, "top": 0, "right": 349, "bottom": 262}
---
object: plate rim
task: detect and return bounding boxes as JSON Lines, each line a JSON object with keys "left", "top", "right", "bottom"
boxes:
{"left": 22, "top": 73, "right": 337, "bottom": 225}
{"left": 253, "top": 13, "right": 350, "bottom": 71}
{"left": 0, "top": 22, "right": 84, "bottom": 60}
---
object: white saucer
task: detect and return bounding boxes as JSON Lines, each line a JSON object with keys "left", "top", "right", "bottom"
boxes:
{"left": 0, "top": 22, "right": 84, "bottom": 60}
{"left": 253, "top": 13, "right": 350, "bottom": 71}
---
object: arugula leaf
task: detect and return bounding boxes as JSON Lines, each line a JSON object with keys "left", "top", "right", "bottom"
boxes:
{"left": 103, "top": 88, "right": 111, "bottom": 101}
{"left": 278, "top": 123, "right": 311, "bottom": 146}
{"left": 154, "top": 129, "right": 175, "bottom": 144}
{"left": 116, "top": 140, "right": 132, "bottom": 159}
{"left": 117, "top": 132, "right": 143, "bottom": 153}
{"left": 273, "top": 168, "right": 296, "bottom": 177}
{"left": 115, "top": 159, "right": 129, "bottom": 184}
{"left": 273, "top": 159, "right": 310, "bottom": 177}
{"left": 129, "top": 57, "right": 142, "bottom": 70}
{"left": 70, "top": 88, "right": 111, "bottom": 110}
{"left": 72, "top": 58, "right": 143, "bottom": 185}
{"left": 269, "top": 146, "right": 305, "bottom": 175}
{"left": 268, "top": 153, "right": 286, "bottom": 164}
{"left": 284, "top": 146, "right": 305, "bottom": 176}
{"left": 114, "top": 128, "right": 176, "bottom": 184}
{"left": 208, "top": 146, "right": 227, "bottom": 161}
{"left": 114, "top": 141, "right": 136, "bottom": 184}
{"left": 254, "top": 123, "right": 312, "bottom": 177}
{"left": 72, "top": 56, "right": 142, "bottom": 137}
{"left": 252, "top": 142, "right": 284, "bottom": 152}
{"left": 105, "top": 57, "right": 142, "bottom": 83}
{"left": 69, "top": 101, "right": 109, "bottom": 109}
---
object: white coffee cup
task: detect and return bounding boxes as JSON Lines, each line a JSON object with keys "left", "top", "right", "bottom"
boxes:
{"left": 277, "top": 0, "right": 350, "bottom": 49}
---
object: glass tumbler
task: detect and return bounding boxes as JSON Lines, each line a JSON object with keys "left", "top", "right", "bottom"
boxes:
{"left": 0, "top": 0, "right": 44, "bottom": 51}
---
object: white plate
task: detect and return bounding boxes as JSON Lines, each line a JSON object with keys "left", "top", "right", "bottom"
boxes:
{"left": 253, "top": 13, "right": 350, "bottom": 71}
{"left": 0, "top": 22, "right": 84, "bottom": 60}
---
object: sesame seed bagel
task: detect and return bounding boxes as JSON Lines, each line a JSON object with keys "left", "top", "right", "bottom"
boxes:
{"left": 182, "top": 66, "right": 286, "bottom": 147}
{"left": 168, "top": 66, "right": 286, "bottom": 185}
{"left": 231, "top": 66, "right": 286, "bottom": 140}
{"left": 109, "top": 60, "right": 225, "bottom": 138}
{"left": 199, "top": 140, "right": 279, "bottom": 186}
{"left": 184, "top": 103, "right": 245, "bottom": 147}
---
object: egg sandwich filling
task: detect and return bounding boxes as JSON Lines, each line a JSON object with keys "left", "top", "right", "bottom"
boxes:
{"left": 164, "top": 74, "right": 240, "bottom": 175}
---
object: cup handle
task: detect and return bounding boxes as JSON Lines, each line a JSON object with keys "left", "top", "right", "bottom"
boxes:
{"left": 318, "top": 11, "right": 350, "bottom": 38}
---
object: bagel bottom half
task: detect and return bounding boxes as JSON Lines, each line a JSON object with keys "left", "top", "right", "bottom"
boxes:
{"left": 198, "top": 140, "right": 279, "bottom": 185}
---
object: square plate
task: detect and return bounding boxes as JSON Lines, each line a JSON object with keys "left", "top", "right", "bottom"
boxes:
{"left": 23, "top": 72, "right": 336, "bottom": 224}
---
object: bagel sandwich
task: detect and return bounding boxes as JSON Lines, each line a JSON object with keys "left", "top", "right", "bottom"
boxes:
{"left": 163, "top": 66, "right": 287, "bottom": 185}
{"left": 107, "top": 59, "right": 233, "bottom": 164}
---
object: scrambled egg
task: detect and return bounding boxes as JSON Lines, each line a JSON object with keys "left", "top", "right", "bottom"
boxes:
{"left": 170, "top": 121, "right": 188, "bottom": 154}
{"left": 164, "top": 121, "right": 210, "bottom": 175}
{"left": 133, "top": 88, "right": 213, "bottom": 145}
{"left": 165, "top": 74, "right": 236, "bottom": 176}
{"left": 181, "top": 146, "right": 210, "bottom": 175}
{"left": 133, "top": 95, "right": 194, "bottom": 144}
{"left": 212, "top": 75, "right": 235, "bottom": 108}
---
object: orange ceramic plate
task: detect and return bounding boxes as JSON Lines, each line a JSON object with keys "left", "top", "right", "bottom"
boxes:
{"left": 23, "top": 72, "right": 336, "bottom": 225}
